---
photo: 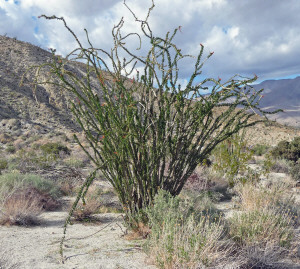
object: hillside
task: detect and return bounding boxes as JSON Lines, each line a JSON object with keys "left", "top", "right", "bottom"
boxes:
{"left": 254, "top": 77, "right": 300, "bottom": 127}
{"left": 0, "top": 35, "right": 299, "bottom": 146}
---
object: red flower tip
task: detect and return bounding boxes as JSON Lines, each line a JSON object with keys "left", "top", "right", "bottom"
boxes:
{"left": 114, "top": 151, "right": 118, "bottom": 155}
{"left": 261, "top": 95, "right": 265, "bottom": 98}
{"left": 210, "top": 51, "right": 214, "bottom": 55}
{"left": 178, "top": 26, "right": 182, "bottom": 32}
{"left": 100, "top": 135, "right": 105, "bottom": 140}
{"left": 218, "top": 77, "right": 221, "bottom": 81}
{"left": 200, "top": 43, "right": 203, "bottom": 47}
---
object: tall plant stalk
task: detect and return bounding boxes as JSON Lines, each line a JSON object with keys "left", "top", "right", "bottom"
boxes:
{"left": 26, "top": 1, "right": 278, "bottom": 222}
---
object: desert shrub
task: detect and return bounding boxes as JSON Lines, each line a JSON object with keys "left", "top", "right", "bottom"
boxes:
{"left": 5, "top": 144, "right": 16, "bottom": 154}
{"left": 233, "top": 181, "right": 293, "bottom": 212}
{"left": 271, "top": 136, "right": 300, "bottom": 162}
{"left": 32, "top": 4, "right": 277, "bottom": 225}
{"left": 145, "top": 190, "right": 227, "bottom": 268}
{"left": 237, "top": 244, "right": 291, "bottom": 269}
{"left": 270, "top": 158, "right": 292, "bottom": 173}
{"left": 72, "top": 186, "right": 102, "bottom": 221}
{"left": 0, "top": 188, "right": 43, "bottom": 226}
{"left": 40, "top": 142, "right": 70, "bottom": 157}
{"left": 252, "top": 144, "right": 270, "bottom": 156}
{"left": 230, "top": 181, "right": 298, "bottom": 254}
{"left": 290, "top": 162, "right": 300, "bottom": 181}
{"left": 12, "top": 147, "right": 61, "bottom": 171}
{"left": 0, "top": 172, "right": 62, "bottom": 200}
{"left": 0, "top": 158, "right": 8, "bottom": 171}
{"left": 211, "top": 131, "right": 255, "bottom": 187}
{"left": 0, "top": 133, "right": 12, "bottom": 144}
{"left": 229, "top": 208, "right": 294, "bottom": 248}
{"left": 63, "top": 157, "right": 85, "bottom": 168}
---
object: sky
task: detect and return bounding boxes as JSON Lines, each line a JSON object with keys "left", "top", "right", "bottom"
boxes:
{"left": 1, "top": 0, "right": 300, "bottom": 85}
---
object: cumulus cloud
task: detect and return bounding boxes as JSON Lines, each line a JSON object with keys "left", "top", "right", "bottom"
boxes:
{"left": 1, "top": 0, "right": 300, "bottom": 83}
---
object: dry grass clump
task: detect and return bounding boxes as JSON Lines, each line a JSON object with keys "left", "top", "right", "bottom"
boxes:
{"left": 0, "top": 188, "right": 43, "bottom": 226}
{"left": 145, "top": 190, "right": 228, "bottom": 269}
{"left": 72, "top": 186, "right": 102, "bottom": 221}
{"left": 0, "top": 172, "right": 62, "bottom": 226}
{"left": 227, "top": 181, "right": 299, "bottom": 267}
{"left": 229, "top": 207, "right": 294, "bottom": 247}
{"left": 233, "top": 181, "right": 291, "bottom": 211}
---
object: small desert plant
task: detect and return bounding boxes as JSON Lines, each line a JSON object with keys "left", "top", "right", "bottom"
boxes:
{"left": 145, "top": 190, "right": 227, "bottom": 268}
{"left": 63, "top": 157, "right": 85, "bottom": 168}
{"left": 233, "top": 180, "right": 299, "bottom": 221}
{"left": 5, "top": 144, "right": 16, "bottom": 154}
{"left": 40, "top": 142, "right": 70, "bottom": 157}
{"left": 0, "top": 188, "right": 43, "bottom": 226}
{"left": 211, "top": 130, "right": 255, "bottom": 186}
{"left": 0, "top": 158, "right": 8, "bottom": 171}
{"left": 252, "top": 144, "right": 270, "bottom": 156}
{"left": 270, "top": 158, "right": 292, "bottom": 173}
{"left": 290, "top": 162, "right": 300, "bottom": 181}
{"left": 72, "top": 186, "right": 102, "bottom": 221}
{"left": 229, "top": 207, "right": 294, "bottom": 248}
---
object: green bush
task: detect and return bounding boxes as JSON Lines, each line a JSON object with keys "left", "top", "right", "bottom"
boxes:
{"left": 252, "top": 144, "right": 270, "bottom": 156}
{"left": 5, "top": 144, "right": 16, "bottom": 154}
{"left": 290, "top": 162, "right": 300, "bottom": 181}
{"left": 271, "top": 136, "right": 300, "bottom": 162}
{"left": 0, "top": 158, "right": 8, "bottom": 171}
{"left": 211, "top": 131, "right": 254, "bottom": 186}
{"left": 40, "top": 142, "right": 70, "bottom": 157}
{"left": 0, "top": 172, "right": 62, "bottom": 200}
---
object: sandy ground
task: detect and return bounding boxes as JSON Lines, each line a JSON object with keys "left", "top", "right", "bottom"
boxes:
{"left": 0, "top": 205, "right": 157, "bottom": 269}
{"left": 1, "top": 172, "right": 300, "bottom": 269}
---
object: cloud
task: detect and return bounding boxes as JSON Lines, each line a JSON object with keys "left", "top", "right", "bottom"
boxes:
{"left": 1, "top": 0, "right": 300, "bottom": 83}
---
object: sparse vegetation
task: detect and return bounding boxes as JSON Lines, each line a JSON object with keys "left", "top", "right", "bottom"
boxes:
{"left": 0, "top": 1, "right": 298, "bottom": 267}
{"left": 0, "top": 172, "right": 62, "bottom": 200}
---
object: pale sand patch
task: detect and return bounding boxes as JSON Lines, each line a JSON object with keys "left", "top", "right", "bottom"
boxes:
{"left": 0, "top": 208, "right": 157, "bottom": 269}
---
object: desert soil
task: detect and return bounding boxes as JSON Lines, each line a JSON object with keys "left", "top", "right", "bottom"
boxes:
{"left": 0, "top": 199, "right": 157, "bottom": 269}
{"left": 1, "top": 172, "right": 300, "bottom": 269}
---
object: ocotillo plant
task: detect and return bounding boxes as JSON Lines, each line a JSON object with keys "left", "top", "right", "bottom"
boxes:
{"left": 26, "top": 1, "right": 278, "bottom": 225}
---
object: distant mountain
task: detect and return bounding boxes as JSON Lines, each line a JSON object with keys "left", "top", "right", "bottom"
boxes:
{"left": 253, "top": 77, "right": 300, "bottom": 127}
